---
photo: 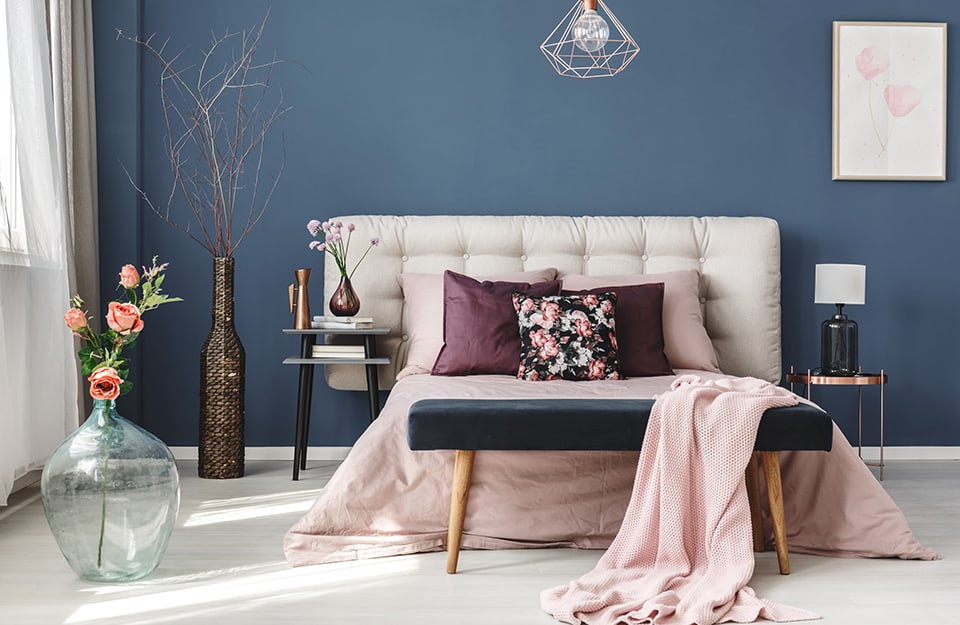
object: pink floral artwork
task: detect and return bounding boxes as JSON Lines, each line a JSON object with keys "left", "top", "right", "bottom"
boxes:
{"left": 884, "top": 85, "right": 922, "bottom": 117}
{"left": 853, "top": 45, "right": 922, "bottom": 155}
{"left": 834, "top": 22, "right": 945, "bottom": 180}
{"left": 855, "top": 46, "right": 889, "bottom": 80}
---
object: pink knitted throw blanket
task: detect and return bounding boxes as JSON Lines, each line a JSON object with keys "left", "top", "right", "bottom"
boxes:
{"left": 541, "top": 375, "right": 821, "bottom": 625}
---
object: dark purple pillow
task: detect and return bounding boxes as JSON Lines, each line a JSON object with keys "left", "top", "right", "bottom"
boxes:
{"left": 432, "top": 271, "right": 562, "bottom": 376}
{"left": 562, "top": 283, "right": 673, "bottom": 377}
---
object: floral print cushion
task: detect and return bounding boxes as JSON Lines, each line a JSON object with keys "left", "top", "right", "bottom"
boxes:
{"left": 513, "top": 292, "right": 622, "bottom": 381}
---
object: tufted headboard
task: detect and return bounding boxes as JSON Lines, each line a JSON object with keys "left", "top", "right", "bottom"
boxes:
{"left": 322, "top": 215, "right": 781, "bottom": 390}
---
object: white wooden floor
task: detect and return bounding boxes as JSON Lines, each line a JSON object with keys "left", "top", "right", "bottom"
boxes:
{"left": 1, "top": 460, "right": 957, "bottom": 625}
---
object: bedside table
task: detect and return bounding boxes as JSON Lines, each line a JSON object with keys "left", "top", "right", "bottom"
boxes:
{"left": 786, "top": 367, "right": 887, "bottom": 480}
{"left": 282, "top": 328, "right": 390, "bottom": 480}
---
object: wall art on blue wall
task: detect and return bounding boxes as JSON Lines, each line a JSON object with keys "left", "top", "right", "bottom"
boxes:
{"left": 832, "top": 21, "right": 947, "bottom": 181}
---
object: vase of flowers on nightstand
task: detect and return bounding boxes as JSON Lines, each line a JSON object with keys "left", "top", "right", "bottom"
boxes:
{"left": 307, "top": 219, "right": 380, "bottom": 316}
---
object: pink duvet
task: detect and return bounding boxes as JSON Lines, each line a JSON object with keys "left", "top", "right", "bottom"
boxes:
{"left": 283, "top": 372, "right": 939, "bottom": 569}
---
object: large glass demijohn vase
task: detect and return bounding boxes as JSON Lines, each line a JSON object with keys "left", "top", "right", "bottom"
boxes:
{"left": 40, "top": 399, "right": 180, "bottom": 583}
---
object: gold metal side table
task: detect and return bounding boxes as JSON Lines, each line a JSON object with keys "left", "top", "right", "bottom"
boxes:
{"left": 786, "top": 367, "right": 887, "bottom": 480}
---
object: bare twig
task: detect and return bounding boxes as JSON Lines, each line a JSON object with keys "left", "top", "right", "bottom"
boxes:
{"left": 117, "top": 10, "right": 290, "bottom": 257}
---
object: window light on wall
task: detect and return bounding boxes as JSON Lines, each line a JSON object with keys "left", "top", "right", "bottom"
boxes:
{"left": 540, "top": 0, "right": 640, "bottom": 78}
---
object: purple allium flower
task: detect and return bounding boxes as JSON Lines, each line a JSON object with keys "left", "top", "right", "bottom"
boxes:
{"left": 309, "top": 240, "right": 322, "bottom": 250}
{"left": 307, "top": 219, "right": 322, "bottom": 236}
{"left": 329, "top": 232, "right": 342, "bottom": 243}
{"left": 335, "top": 221, "right": 343, "bottom": 228}
{"left": 347, "top": 223, "right": 356, "bottom": 232}
{"left": 321, "top": 220, "right": 330, "bottom": 232}
{"left": 317, "top": 243, "right": 327, "bottom": 251}
{"left": 370, "top": 236, "right": 381, "bottom": 246}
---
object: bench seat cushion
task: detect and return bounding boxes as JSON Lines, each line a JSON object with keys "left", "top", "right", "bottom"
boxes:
{"left": 407, "top": 398, "right": 833, "bottom": 452}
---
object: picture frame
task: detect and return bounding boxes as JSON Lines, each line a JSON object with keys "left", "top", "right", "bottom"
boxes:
{"left": 832, "top": 21, "right": 947, "bottom": 181}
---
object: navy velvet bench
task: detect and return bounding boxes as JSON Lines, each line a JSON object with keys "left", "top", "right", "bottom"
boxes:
{"left": 407, "top": 398, "right": 833, "bottom": 575}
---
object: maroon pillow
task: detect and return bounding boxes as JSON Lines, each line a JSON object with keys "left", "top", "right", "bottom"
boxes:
{"left": 432, "top": 270, "right": 562, "bottom": 376}
{"left": 562, "top": 283, "right": 673, "bottom": 377}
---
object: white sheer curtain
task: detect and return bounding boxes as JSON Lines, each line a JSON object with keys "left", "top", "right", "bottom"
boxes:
{"left": 0, "top": 1, "right": 77, "bottom": 504}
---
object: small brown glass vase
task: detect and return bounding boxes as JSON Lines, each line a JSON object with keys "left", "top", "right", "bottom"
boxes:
{"left": 329, "top": 275, "right": 360, "bottom": 316}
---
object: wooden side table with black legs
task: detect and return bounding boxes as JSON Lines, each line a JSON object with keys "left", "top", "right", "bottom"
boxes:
{"left": 786, "top": 366, "right": 887, "bottom": 480}
{"left": 282, "top": 328, "right": 390, "bottom": 480}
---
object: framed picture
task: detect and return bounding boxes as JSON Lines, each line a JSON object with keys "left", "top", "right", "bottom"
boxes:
{"left": 833, "top": 21, "right": 947, "bottom": 180}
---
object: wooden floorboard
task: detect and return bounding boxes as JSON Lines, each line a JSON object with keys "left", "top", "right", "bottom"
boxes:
{"left": 0, "top": 460, "right": 957, "bottom": 624}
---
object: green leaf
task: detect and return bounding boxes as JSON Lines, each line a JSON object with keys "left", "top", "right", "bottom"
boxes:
{"left": 78, "top": 345, "right": 93, "bottom": 360}
{"left": 80, "top": 360, "right": 95, "bottom": 376}
{"left": 119, "top": 381, "right": 133, "bottom": 395}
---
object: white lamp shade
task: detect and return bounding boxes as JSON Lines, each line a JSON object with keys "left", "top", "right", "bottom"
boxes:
{"left": 815, "top": 264, "right": 866, "bottom": 305}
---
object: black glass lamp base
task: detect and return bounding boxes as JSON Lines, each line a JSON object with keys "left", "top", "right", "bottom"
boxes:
{"left": 820, "top": 313, "right": 858, "bottom": 376}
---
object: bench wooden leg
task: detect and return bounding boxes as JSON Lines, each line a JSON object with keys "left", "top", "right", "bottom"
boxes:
{"left": 745, "top": 452, "right": 765, "bottom": 553}
{"left": 447, "top": 449, "right": 475, "bottom": 574}
{"left": 760, "top": 450, "right": 790, "bottom": 575}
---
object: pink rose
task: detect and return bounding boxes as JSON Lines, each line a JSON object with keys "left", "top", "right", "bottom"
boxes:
{"left": 64, "top": 308, "right": 87, "bottom": 331}
{"left": 575, "top": 317, "right": 593, "bottom": 338}
{"left": 106, "top": 301, "right": 144, "bottom": 335}
{"left": 521, "top": 298, "right": 536, "bottom": 313}
{"left": 601, "top": 299, "right": 614, "bottom": 315}
{"left": 88, "top": 367, "right": 122, "bottom": 401}
{"left": 530, "top": 328, "right": 549, "bottom": 349}
{"left": 588, "top": 360, "right": 606, "bottom": 380}
{"left": 541, "top": 301, "right": 560, "bottom": 322}
{"left": 118, "top": 264, "right": 140, "bottom": 289}
{"left": 539, "top": 335, "right": 559, "bottom": 359}
{"left": 582, "top": 294, "right": 599, "bottom": 307}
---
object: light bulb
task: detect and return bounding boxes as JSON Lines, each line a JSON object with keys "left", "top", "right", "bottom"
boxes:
{"left": 572, "top": 9, "right": 609, "bottom": 53}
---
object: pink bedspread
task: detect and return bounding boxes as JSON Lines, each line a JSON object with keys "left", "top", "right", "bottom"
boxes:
{"left": 283, "top": 372, "right": 939, "bottom": 568}
{"left": 541, "top": 375, "right": 818, "bottom": 625}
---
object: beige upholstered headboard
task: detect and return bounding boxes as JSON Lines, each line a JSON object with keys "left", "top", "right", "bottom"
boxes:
{"left": 322, "top": 215, "right": 781, "bottom": 390}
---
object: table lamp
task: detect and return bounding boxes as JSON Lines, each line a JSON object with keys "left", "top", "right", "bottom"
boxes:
{"left": 814, "top": 264, "right": 866, "bottom": 375}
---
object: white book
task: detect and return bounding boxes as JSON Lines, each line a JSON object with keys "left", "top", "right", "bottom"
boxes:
{"left": 312, "top": 348, "right": 366, "bottom": 356}
{"left": 309, "top": 351, "right": 368, "bottom": 359}
{"left": 312, "top": 315, "right": 374, "bottom": 324}
{"left": 311, "top": 344, "right": 365, "bottom": 350}
{"left": 312, "top": 344, "right": 366, "bottom": 352}
{"left": 311, "top": 320, "right": 375, "bottom": 329}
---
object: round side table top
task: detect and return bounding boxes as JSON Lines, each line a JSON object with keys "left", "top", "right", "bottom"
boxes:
{"left": 786, "top": 370, "right": 887, "bottom": 386}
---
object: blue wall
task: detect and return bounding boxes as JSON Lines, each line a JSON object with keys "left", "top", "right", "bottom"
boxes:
{"left": 92, "top": 0, "right": 960, "bottom": 449}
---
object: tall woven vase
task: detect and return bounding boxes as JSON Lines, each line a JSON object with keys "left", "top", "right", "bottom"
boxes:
{"left": 199, "top": 257, "right": 245, "bottom": 478}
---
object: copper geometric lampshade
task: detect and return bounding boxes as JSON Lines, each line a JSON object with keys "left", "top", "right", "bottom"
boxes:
{"left": 540, "top": 0, "right": 640, "bottom": 78}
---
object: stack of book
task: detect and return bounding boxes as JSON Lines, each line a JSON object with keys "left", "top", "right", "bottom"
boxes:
{"left": 311, "top": 315, "right": 374, "bottom": 329}
{"left": 310, "top": 344, "right": 367, "bottom": 359}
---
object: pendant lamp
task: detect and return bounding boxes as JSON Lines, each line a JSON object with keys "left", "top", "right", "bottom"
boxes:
{"left": 540, "top": 0, "right": 640, "bottom": 78}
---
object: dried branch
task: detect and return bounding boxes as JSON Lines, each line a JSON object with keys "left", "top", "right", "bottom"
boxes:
{"left": 117, "top": 10, "right": 290, "bottom": 257}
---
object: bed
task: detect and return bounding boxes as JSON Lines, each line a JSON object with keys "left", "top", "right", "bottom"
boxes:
{"left": 284, "top": 215, "right": 936, "bottom": 567}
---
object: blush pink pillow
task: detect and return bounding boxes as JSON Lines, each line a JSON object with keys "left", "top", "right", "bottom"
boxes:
{"left": 561, "top": 270, "right": 720, "bottom": 373}
{"left": 396, "top": 268, "right": 559, "bottom": 378}
{"left": 433, "top": 271, "right": 562, "bottom": 376}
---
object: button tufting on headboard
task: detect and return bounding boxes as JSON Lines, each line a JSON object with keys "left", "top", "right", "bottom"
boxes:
{"left": 321, "top": 215, "right": 781, "bottom": 391}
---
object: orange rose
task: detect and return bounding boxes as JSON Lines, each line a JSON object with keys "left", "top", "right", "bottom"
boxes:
{"left": 63, "top": 308, "right": 87, "bottom": 331}
{"left": 88, "top": 367, "right": 122, "bottom": 401}
{"left": 106, "top": 301, "right": 144, "bottom": 335}
{"left": 119, "top": 264, "right": 140, "bottom": 289}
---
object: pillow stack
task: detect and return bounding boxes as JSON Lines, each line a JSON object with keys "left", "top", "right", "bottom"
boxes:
{"left": 395, "top": 267, "right": 719, "bottom": 381}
